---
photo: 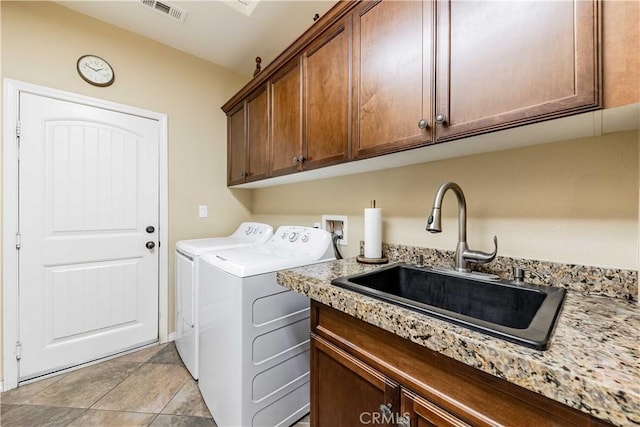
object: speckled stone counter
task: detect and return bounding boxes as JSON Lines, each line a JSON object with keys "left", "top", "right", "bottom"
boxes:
{"left": 277, "top": 258, "right": 640, "bottom": 426}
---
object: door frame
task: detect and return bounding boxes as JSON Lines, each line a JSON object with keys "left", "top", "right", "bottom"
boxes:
{"left": 2, "top": 79, "right": 169, "bottom": 391}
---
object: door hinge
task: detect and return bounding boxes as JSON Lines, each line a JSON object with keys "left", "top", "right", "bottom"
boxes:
{"left": 16, "top": 121, "right": 21, "bottom": 137}
{"left": 16, "top": 232, "right": 21, "bottom": 250}
{"left": 15, "top": 341, "right": 22, "bottom": 360}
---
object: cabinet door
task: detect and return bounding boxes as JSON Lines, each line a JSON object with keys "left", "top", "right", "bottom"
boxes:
{"left": 227, "top": 103, "right": 246, "bottom": 186}
{"left": 353, "top": 0, "right": 434, "bottom": 159}
{"left": 302, "top": 16, "right": 352, "bottom": 170}
{"left": 401, "top": 388, "right": 470, "bottom": 427}
{"left": 270, "top": 58, "right": 303, "bottom": 177}
{"left": 311, "top": 334, "right": 399, "bottom": 427}
{"left": 436, "top": 0, "right": 599, "bottom": 141}
{"left": 246, "top": 85, "right": 269, "bottom": 182}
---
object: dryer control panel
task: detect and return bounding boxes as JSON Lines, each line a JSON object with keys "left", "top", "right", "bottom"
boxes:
{"left": 231, "top": 222, "right": 274, "bottom": 242}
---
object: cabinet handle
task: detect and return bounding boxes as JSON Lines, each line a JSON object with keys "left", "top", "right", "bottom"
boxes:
{"left": 379, "top": 403, "right": 392, "bottom": 417}
{"left": 293, "top": 155, "right": 306, "bottom": 164}
{"left": 397, "top": 415, "right": 411, "bottom": 427}
{"left": 418, "top": 119, "right": 429, "bottom": 129}
{"left": 435, "top": 113, "right": 447, "bottom": 125}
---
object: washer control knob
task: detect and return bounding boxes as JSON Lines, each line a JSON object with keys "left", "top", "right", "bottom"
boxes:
{"left": 301, "top": 234, "right": 310, "bottom": 243}
{"left": 245, "top": 227, "right": 254, "bottom": 235}
{"left": 288, "top": 232, "right": 299, "bottom": 242}
{"left": 281, "top": 232, "right": 288, "bottom": 239}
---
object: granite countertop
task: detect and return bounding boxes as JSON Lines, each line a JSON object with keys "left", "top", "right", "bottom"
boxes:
{"left": 277, "top": 258, "right": 640, "bottom": 427}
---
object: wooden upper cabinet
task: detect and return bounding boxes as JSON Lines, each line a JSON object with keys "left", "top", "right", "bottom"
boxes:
{"left": 435, "top": 0, "right": 600, "bottom": 141}
{"left": 302, "top": 15, "right": 352, "bottom": 170}
{"left": 246, "top": 86, "right": 269, "bottom": 182}
{"left": 227, "top": 103, "right": 246, "bottom": 186}
{"left": 353, "top": 0, "right": 434, "bottom": 159}
{"left": 224, "top": 0, "right": 606, "bottom": 186}
{"left": 226, "top": 86, "right": 269, "bottom": 186}
{"left": 270, "top": 58, "right": 303, "bottom": 177}
{"left": 602, "top": 0, "right": 640, "bottom": 108}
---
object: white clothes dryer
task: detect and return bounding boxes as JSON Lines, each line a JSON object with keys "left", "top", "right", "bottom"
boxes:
{"left": 174, "top": 222, "right": 273, "bottom": 379}
{"left": 198, "top": 226, "right": 334, "bottom": 427}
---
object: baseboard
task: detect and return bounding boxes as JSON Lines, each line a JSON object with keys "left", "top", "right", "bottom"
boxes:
{"left": 167, "top": 332, "right": 176, "bottom": 342}
{"left": 0, "top": 380, "right": 4, "bottom": 392}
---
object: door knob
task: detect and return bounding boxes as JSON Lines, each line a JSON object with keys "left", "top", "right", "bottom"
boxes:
{"left": 146, "top": 241, "right": 156, "bottom": 250}
{"left": 146, "top": 226, "right": 155, "bottom": 233}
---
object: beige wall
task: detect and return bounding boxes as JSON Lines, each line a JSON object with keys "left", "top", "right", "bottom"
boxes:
{"left": 253, "top": 131, "right": 639, "bottom": 270}
{"left": 1, "top": 1, "right": 252, "bottom": 380}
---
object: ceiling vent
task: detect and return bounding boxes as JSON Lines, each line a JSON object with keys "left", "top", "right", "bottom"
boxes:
{"left": 140, "top": 0, "right": 188, "bottom": 23}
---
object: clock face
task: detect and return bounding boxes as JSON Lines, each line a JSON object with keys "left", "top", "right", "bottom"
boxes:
{"left": 77, "top": 55, "right": 114, "bottom": 87}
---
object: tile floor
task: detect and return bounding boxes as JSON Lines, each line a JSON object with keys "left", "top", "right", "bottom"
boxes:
{"left": 0, "top": 343, "right": 311, "bottom": 427}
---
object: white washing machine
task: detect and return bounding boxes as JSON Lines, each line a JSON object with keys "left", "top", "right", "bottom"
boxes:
{"left": 198, "top": 226, "right": 334, "bottom": 427}
{"left": 174, "top": 222, "right": 273, "bottom": 379}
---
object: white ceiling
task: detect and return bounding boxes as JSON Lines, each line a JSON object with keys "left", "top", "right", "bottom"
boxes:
{"left": 55, "top": 0, "right": 338, "bottom": 77}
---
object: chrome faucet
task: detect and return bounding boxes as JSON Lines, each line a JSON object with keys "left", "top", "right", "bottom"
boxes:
{"left": 426, "top": 182, "right": 497, "bottom": 272}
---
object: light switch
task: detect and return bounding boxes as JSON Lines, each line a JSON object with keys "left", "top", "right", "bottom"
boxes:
{"left": 199, "top": 205, "right": 208, "bottom": 218}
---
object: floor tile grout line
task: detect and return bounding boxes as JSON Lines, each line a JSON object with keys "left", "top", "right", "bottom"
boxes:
{"left": 62, "top": 407, "right": 90, "bottom": 427}
{"left": 156, "top": 375, "right": 193, "bottom": 417}
{"left": 87, "top": 360, "right": 149, "bottom": 411}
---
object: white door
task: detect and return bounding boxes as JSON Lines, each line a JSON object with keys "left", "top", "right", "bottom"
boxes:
{"left": 18, "top": 92, "right": 159, "bottom": 380}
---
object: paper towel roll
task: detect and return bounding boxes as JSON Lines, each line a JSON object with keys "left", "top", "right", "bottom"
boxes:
{"left": 364, "top": 208, "right": 382, "bottom": 259}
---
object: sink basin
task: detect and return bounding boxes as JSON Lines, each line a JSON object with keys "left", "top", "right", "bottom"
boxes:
{"left": 331, "top": 263, "right": 565, "bottom": 350}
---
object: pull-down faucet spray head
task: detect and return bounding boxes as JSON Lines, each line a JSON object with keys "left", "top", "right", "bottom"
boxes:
{"left": 426, "top": 208, "right": 442, "bottom": 233}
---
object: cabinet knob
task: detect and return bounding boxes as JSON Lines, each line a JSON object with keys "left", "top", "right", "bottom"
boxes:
{"left": 239, "top": 171, "right": 247, "bottom": 178}
{"left": 435, "top": 113, "right": 447, "bottom": 125}
{"left": 379, "top": 403, "right": 392, "bottom": 417}
{"left": 397, "top": 415, "right": 411, "bottom": 427}
{"left": 292, "top": 156, "right": 299, "bottom": 164}
{"left": 418, "top": 119, "right": 429, "bottom": 129}
{"left": 293, "top": 155, "right": 306, "bottom": 164}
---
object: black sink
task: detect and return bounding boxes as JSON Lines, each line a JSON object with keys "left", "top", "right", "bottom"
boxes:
{"left": 331, "top": 263, "right": 565, "bottom": 350}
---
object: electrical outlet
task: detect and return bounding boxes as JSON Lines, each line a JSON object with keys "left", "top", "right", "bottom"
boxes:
{"left": 322, "top": 215, "right": 348, "bottom": 245}
{"left": 199, "top": 205, "right": 208, "bottom": 218}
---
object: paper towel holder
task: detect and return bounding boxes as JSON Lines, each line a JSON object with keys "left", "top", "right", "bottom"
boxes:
{"left": 356, "top": 241, "right": 389, "bottom": 264}
{"left": 359, "top": 199, "right": 388, "bottom": 264}
{"left": 356, "top": 254, "right": 389, "bottom": 264}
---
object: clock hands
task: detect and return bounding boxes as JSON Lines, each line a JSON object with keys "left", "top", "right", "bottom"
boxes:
{"left": 85, "top": 65, "right": 104, "bottom": 72}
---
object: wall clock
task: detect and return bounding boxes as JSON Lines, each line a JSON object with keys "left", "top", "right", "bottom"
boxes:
{"left": 77, "top": 55, "right": 115, "bottom": 87}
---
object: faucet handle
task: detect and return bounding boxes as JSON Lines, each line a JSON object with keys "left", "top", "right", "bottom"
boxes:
{"left": 463, "top": 235, "right": 498, "bottom": 265}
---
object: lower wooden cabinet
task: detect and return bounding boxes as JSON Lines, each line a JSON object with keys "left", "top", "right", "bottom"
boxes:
{"left": 311, "top": 336, "right": 399, "bottom": 427}
{"left": 310, "top": 301, "right": 611, "bottom": 427}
